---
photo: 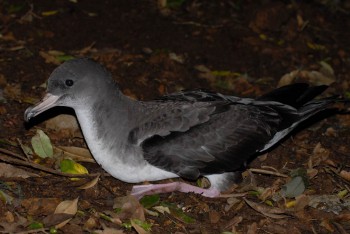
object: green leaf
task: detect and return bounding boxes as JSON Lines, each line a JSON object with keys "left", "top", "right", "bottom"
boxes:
{"left": 31, "top": 129, "right": 53, "bottom": 158}
{"left": 56, "top": 55, "right": 75, "bottom": 62}
{"left": 49, "top": 227, "right": 58, "bottom": 234}
{"left": 290, "top": 168, "right": 309, "bottom": 187}
{"left": 281, "top": 176, "right": 306, "bottom": 198}
{"left": 131, "top": 219, "right": 152, "bottom": 231}
{"left": 60, "top": 159, "right": 88, "bottom": 175}
{"left": 28, "top": 221, "right": 44, "bottom": 229}
{"left": 140, "top": 194, "right": 160, "bottom": 209}
{"left": 121, "top": 222, "right": 132, "bottom": 229}
{"left": 160, "top": 202, "right": 195, "bottom": 224}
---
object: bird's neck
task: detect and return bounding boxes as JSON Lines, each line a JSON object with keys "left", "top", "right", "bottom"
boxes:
{"left": 74, "top": 89, "right": 143, "bottom": 158}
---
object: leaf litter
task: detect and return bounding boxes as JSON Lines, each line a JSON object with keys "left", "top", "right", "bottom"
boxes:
{"left": 0, "top": 0, "right": 350, "bottom": 233}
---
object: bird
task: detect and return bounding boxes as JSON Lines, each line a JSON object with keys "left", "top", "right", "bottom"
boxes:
{"left": 24, "top": 58, "right": 341, "bottom": 199}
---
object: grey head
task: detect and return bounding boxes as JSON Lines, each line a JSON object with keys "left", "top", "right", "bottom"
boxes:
{"left": 24, "top": 58, "right": 118, "bottom": 122}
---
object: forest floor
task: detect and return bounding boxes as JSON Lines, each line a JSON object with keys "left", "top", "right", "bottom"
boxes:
{"left": 1, "top": 0, "right": 350, "bottom": 233}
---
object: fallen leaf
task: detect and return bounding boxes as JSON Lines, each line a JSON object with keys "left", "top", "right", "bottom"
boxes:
{"left": 83, "top": 217, "right": 98, "bottom": 230}
{"left": 60, "top": 159, "right": 89, "bottom": 175}
{"left": 54, "top": 197, "right": 79, "bottom": 229}
{"left": 139, "top": 194, "right": 160, "bottom": 209}
{"left": 244, "top": 198, "right": 290, "bottom": 219}
{"left": 31, "top": 129, "right": 53, "bottom": 158}
{"left": 55, "top": 146, "right": 94, "bottom": 162}
{"left": 152, "top": 206, "right": 170, "bottom": 214}
{"left": 209, "top": 210, "right": 221, "bottom": 224}
{"left": 159, "top": 202, "right": 195, "bottom": 224}
{"left": 42, "top": 213, "right": 73, "bottom": 228}
{"left": 168, "top": 52, "right": 185, "bottom": 64}
{"left": 39, "top": 51, "right": 61, "bottom": 65}
{"left": 247, "top": 222, "right": 258, "bottom": 234}
{"left": 21, "top": 198, "right": 61, "bottom": 215}
{"left": 113, "top": 195, "right": 145, "bottom": 221}
{"left": 281, "top": 176, "right": 306, "bottom": 198}
{"left": 78, "top": 175, "right": 100, "bottom": 189}
{"left": 45, "top": 114, "right": 81, "bottom": 137}
{"left": 130, "top": 219, "right": 152, "bottom": 234}
{"left": 339, "top": 170, "right": 350, "bottom": 181}
{"left": 0, "top": 163, "right": 38, "bottom": 178}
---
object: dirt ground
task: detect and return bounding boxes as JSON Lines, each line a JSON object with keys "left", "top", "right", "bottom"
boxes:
{"left": 1, "top": 0, "right": 350, "bottom": 233}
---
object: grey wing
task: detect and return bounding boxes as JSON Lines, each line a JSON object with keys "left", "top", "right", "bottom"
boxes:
{"left": 142, "top": 104, "right": 282, "bottom": 180}
{"left": 128, "top": 101, "right": 219, "bottom": 145}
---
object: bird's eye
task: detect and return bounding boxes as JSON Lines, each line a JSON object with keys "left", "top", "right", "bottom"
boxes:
{"left": 65, "top": 79, "right": 74, "bottom": 87}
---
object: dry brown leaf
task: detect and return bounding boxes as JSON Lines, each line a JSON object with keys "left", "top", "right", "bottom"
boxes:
{"left": 225, "top": 197, "right": 240, "bottom": 212}
{"left": 54, "top": 146, "right": 94, "bottom": 162}
{"left": 244, "top": 198, "right": 290, "bottom": 219}
{"left": 278, "top": 70, "right": 299, "bottom": 87}
{"left": 83, "top": 217, "right": 98, "bottom": 230}
{"left": 21, "top": 198, "right": 61, "bottom": 216}
{"left": 306, "top": 168, "right": 318, "bottom": 179}
{"left": 227, "top": 216, "right": 243, "bottom": 233}
{"left": 54, "top": 197, "right": 79, "bottom": 229}
{"left": 55, "top": 197, "right": 78, "bottom": 214}
{"left": 39, "top": 51, "right": 60, "bottom": 65}
{"left": 113, "top": 195, "right": 145, "bottom": 221}
{"left": 42, "top": 213, "right": 73, "bottom": 227}
{"left": 45, "top": 114, "right": 81, "bottom": 137}
{"left": 278, "top": 68, "right": 335, "bottom": 87}
{"left": 0, "top": 163, "right": 38, "bottom": 178}
{"left": 340, "top": 170, "right": 350, "bottom": 181}
{"left": 309, "top": 142, "right": 330, "bottom": 167}
{"left": 247, "top": 222, "right": 258, "bottom": 234}
{"left": 78, "top": 175, "right": 100, "bottom": 189}
{"left": 208, "top": 210, "right": 221, "bottom": 224}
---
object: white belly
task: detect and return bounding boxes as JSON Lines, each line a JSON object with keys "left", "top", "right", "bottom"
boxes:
{"left": 74, "top": 109, "right": 178, "bottom": 183}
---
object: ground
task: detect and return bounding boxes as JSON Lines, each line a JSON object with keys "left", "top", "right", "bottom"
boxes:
{"left": 0, "top": 0, "right": 350, "bottom": 233}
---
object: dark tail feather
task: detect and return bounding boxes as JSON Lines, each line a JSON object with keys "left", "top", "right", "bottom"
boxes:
{"left": 257, "top": 83, "right": 329, "bottom": 108}
{"left": 299, "top": 95, "right": 341, "bottom": 116}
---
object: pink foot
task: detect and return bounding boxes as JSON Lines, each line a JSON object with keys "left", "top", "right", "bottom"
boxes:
{"left": 131, "top": 182, "right": 221, "bottom": 199}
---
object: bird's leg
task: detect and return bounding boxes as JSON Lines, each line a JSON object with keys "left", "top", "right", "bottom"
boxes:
{"left": 130, "top": 182, "right": 221, "bottom": 199}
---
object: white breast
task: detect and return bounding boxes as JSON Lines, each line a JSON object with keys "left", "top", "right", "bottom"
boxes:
{"left": 74, "top": 109, "right": 178, "bottom": 183}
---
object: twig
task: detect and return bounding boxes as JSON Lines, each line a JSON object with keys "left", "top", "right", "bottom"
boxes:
{"left": 0, "top": 148, "right": 27, "bottom": 161}
{"left": 248, "top": 168, "right": 288, "bottom": 178}
{"left": 0, "top": 148, "right": 105, "bottom": 178}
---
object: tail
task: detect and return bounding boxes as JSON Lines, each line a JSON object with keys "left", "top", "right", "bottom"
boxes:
{"left": 258, "top": 83, "right": 342, "bottom": 119}
{"left": 259, "top": 83, "right": 343, "bottom": 152}
{"left": 257, "top": 83, "right": 330, "bottom": 108}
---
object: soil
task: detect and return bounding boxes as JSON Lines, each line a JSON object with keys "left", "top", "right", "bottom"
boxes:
{"left": 1, "top": 0, "right": 350, "bottom": 233}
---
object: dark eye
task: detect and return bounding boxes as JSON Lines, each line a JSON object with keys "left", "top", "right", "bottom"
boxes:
{"left": 65, "top": 79, "right": 74, "bottom": 87}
